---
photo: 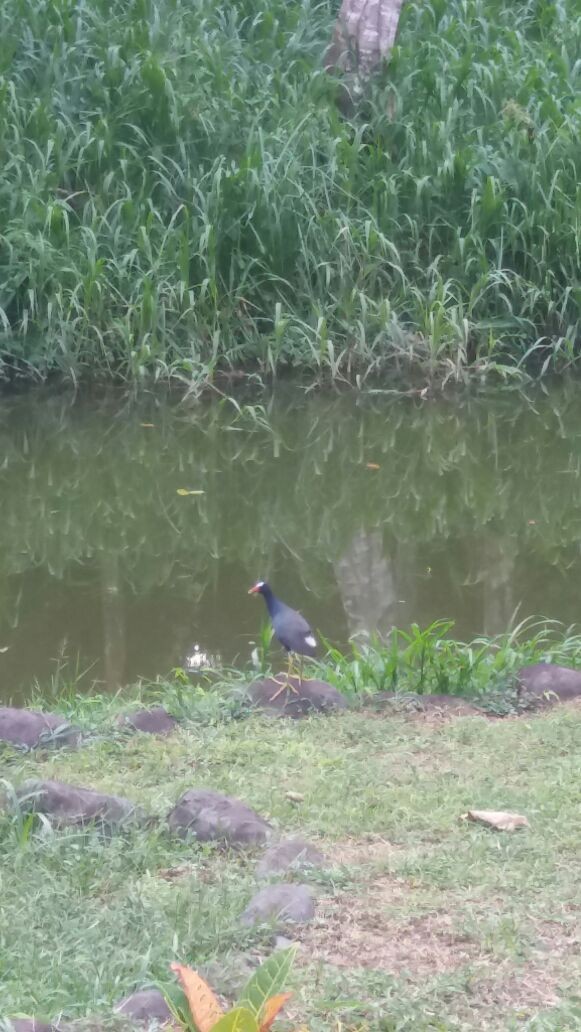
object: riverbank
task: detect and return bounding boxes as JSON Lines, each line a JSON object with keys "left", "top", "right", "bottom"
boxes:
{"left": 2, "top": 680, "right": 581, "bottom": 1030}
{"left": 1, "top": 0, "right": 579, "bottom": 388}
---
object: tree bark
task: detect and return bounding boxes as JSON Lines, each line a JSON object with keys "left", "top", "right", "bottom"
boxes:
{"left": 325, "top": 0, "right": 406, "bottom": 78}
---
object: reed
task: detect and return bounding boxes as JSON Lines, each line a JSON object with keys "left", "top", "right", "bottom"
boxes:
{"left": 0, "top": 0, "right": 579, "bottom": 386}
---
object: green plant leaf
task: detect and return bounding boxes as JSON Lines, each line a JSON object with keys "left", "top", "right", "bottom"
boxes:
{"left": 209, "top": 1007, "right": 258, "bottom": 1032}
{"left": 155, "top": 981, "right": 191, "bottom": 1029}
{"left": 239, "top": 946, "right": 297, "bottom": 1020}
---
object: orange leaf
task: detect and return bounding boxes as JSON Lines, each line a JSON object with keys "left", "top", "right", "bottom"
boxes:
{"left": 365, "top": 462, "right": 380, "bottom": 470}
{"left": 258, "top": 993, "right": 292, "bottom": 1031}
{"left": 170, "top": 963, "right": 224, "bottom": 1032}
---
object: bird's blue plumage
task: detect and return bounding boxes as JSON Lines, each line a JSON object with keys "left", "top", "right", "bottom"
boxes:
{"left": 252, "top": 581, "right": 317, "bottom": 657}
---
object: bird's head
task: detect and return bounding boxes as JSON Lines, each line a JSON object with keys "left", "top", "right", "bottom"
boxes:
{"left": 248, "top": 579, "right": 268, "bottom": 596}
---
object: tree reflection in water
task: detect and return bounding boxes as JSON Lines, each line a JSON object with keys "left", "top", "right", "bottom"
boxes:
{"left": 1, "top": 383, "right": 581, "bottom": 700}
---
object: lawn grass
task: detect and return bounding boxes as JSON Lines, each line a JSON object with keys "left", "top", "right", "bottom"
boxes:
{"left": 0, "top": 0, "right": 579, "bottom": 387}
{"left": 1, "top": 692, "right": 581, "bottom": 1030}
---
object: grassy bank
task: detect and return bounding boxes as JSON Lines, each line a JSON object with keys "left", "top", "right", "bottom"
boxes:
{"left": 0, "top": 0, "right": 579, "bottom": 387}
{"left": 2, "top": 691, "right": 581, "bottom": 1030}
{"left": 17, "top": 619, "right": 581, "bottom": 720}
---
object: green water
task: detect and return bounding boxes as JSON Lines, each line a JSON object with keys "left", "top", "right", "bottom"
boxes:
{"left": 1, "top": 384, "right": 581, "bottom": 703}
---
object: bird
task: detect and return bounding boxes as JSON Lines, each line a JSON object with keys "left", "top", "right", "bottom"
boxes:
{"left": 248, "top": 580, "right": 317, "bottom": 698}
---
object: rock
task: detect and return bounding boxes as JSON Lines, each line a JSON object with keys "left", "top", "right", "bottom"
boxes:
{"left": 249, "top": 677, "right": 348, "bottom": 718}
{"left": 240, "top": 883, "right": 315, "bottom": 927}
{"left": 167, "top": 789, "right": 270, "bottom": 846}
{"left": 370, "top": 692, "right": 482, "bottom": 717}
{"left": 117, "top": 707, "right": 178, "bottom": 736}
{"left": 1, "top": 1021, "right": 57, "bottom": 1032}
{"left": 0, "top": 707, "right": 80, "bottom": 750}
{"left": 198, "top": 954, "right": 257, "bottom": 1001}
{"left": 516, "top": 664, "right": 581, "bottom": 708}
{"left": 115, "top": 988, "right": 172, "bottom": 1026}
{"left": 414, "top": 694, "right": 483, "bottom": 716}
{"left": 272, "top": 935, "right": 298, "bottom": 951}
{"left": 256, "top": 837, "right": 326, "bottom": 878}
{"left": 12, "top": 780, "right": 144, "bottom": 828}
{"left": 369, "top": 691, "right": 397, "bottom": 706}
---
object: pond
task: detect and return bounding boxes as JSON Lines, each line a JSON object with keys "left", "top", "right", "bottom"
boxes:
{"left": 1, "top": 383, "right": 581, "bottom": 703}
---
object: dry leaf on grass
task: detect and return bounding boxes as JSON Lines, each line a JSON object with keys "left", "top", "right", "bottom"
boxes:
{"left": 461, "top": 810, "right": 529, "bottom": 831}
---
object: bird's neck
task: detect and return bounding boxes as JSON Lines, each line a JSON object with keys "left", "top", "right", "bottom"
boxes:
{"left": 261, "top": 585, "right": 280, "bottom": 616}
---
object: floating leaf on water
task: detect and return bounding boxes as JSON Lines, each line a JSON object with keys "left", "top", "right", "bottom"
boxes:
{"left": 170, "top": 962, "right": 224, "bottom": 1032}
{"left": 461, "top": 810, "right": 529, "bottom": 831}
{"left": 365, "top": 462, "right": 380, "bottom": 470}
{"left": 176, "top": 488, "right": 205, "bottom": 496}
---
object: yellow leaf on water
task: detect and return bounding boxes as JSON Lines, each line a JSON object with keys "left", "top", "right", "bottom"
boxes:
{"left": 365, "top": 462, "right": 380, "bottom": 470}
{"left": 176, "top": 488, "right": 205, "bottom": 496}
{"left": 461, "top": 810, "right": 529, "bottom": 832}
{"left": 258, "top": 993, "right": 292, "bottom": 1031}
{"left": 170, "top": 962, "right": 224, "bottom": 1032}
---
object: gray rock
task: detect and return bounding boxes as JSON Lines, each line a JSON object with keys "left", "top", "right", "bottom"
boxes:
{"left": 414, "top": 694, "right": 483, "bottom": 716}
{"left": 167, "top": 789, "right": 270, "bottom": 846}
{"left": 117, "top": 707, "right": 179, "bottom": 736}
{"left": 1, "top": 1022, "right": 57, "bottom": 1032}
{"left": 272, "top": 935, "right": 298, "bottom": 951}
{"left": 115, "top": 989, "right": 172, "bottom": 1026}
{"left": 516, "top": 663, "right": 581, "bottom": 708}
{"left": 13, "top": 780, "right": 144, "bottom": 828}
{"left": 0, "top": 707, "right": 79, "bottom": 750}
{"left": 240, "top": 883, "right": 315, "bottom": 927}
{"left": 371, "top": 692, "right": 482, "bottom": 716}
{"left": 249, "top": 677, "right": 348, "bottom": 718}
{"left": 256, "top": 837, "right": 326, "bottom": 878}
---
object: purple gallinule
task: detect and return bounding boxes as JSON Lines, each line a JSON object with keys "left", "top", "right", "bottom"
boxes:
{"left": 248, "top": 580, "right": 317, "bottom": 697}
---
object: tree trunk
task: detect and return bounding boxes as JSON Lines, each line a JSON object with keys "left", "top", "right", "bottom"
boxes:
{"left": 325, "top": 0, "right": 406, "bottom": 78}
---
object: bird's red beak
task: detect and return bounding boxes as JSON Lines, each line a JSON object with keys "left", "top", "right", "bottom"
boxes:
{"left": 248, "top": 584, "right": 260, "bottom": 594}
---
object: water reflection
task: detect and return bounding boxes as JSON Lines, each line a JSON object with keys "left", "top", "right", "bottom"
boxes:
{"left": 1, "top": 383, "right": 581, "bottom": 701}
{"left": 335, "top": 531, "right": 402, "bottom": 637}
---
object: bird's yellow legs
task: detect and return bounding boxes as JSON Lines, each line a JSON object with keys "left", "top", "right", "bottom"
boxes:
{"left": 269, "top": 652, "right": 301, "bottom": 701}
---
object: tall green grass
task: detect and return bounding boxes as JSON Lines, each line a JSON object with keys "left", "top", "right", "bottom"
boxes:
{"left": 0, "top": 0, "right": 579, "bottom": 385}
{"left": 318, "top": 618, "right": 581, "bottom": 707}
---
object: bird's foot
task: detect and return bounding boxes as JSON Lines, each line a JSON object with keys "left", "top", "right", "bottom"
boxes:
{"left": 269, "top": 676, "right": 300, "bottom": 702}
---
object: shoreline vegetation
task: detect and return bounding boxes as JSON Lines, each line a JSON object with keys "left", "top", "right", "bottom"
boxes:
{"left": 2, "top": 626, "right": 581, "bottom": 1030}
{"left": 0, "top": 0, "right": 579, "bottom": 391}
{"left": 5, "top": 618, "right": 581, "bottom": 714}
